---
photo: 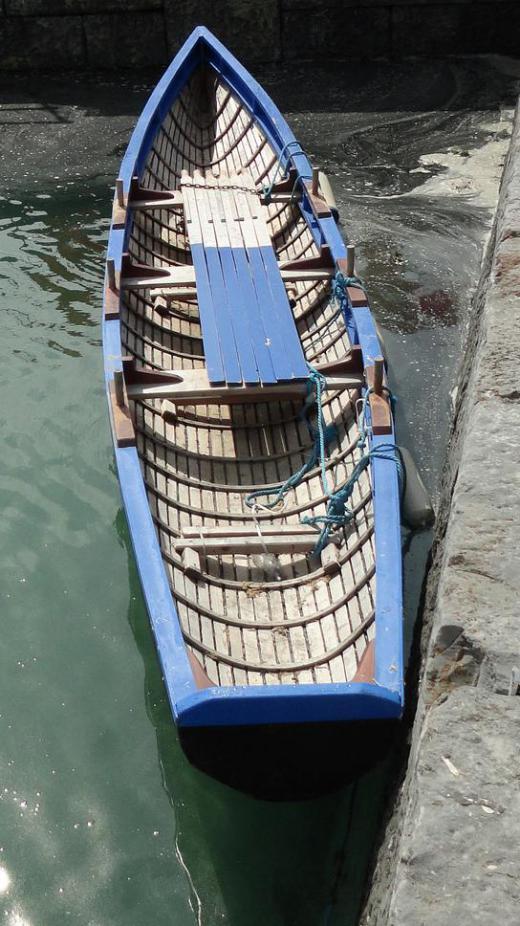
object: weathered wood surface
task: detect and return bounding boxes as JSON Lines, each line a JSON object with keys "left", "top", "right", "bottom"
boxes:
{"left": 126, "top": 367, "right": 363, "bottom": 403}
{"left": 119, "top": 68, "right": 376, "bottom": 687}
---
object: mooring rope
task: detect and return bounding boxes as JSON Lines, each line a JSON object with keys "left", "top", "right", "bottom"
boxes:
{"left": 244, "top": 366, "right": 337, "bottom": 512}
{"left": 331, "top": 269, "right": 366, "bottom": 306}
{"left": 244, "top": 275, "right": 403, "bottom": 556}
{"left": 302, "top": 443, "right": 403, "bottom": 555}
{"left": 262, "top": 139, "right": 311, "bottom": 204}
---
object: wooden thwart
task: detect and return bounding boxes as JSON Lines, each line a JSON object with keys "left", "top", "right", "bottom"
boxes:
{"left": 175, "top": 532, "right": 320, "bottom": 556}
{"left": 124, "top": 263, "right": 335, "bottom": 299}
{"left": 125, "top": 366, "right": 363, "bottom": 405}
{"left": 111, "top": 176, "right": 183, "bottom": 228}
{"left": 175, "top": 524, "right": 341, "bottom": 562}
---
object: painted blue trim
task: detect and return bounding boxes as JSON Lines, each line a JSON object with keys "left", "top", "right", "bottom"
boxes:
{"left": 245, "top": 244, "right": 308, "bottom": 380}
{"left": 187, "top": 242, "right": 228, "bottom": 383}
{"left": 216, "top": 245, "right": 269, "bottom": 384}
{"left": 371, "top": 432, "right": 403, "bottom": 696}
{"left": 118, "top": 32, "right": 203, "bottom": 190}
{"left": 350, "top": 304, "right": 403, "bottom": 700}
{"left": 103, "top": 325, "right": 197, "bottom": 720}
{"left": 177, "top": 683, "right": 402, "bottom": 728}
{"left": 220, "top": 242, "right": 278, "bottom": 384}
{"left": 103, "top": 25, "right": 404, "bottom": 729}
{"left": 115, "top": 447, "right": 196, "bottom": 715}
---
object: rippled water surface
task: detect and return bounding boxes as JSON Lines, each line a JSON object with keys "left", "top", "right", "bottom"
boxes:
{"left": 0, "top": 57, "right": 515, "bottom": 926}
{"left": 0, "top": 186, "right": 391, "bottom": 926}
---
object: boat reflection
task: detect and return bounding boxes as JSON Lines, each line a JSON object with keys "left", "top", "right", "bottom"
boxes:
{"left": 118, "top": 509, "right": 391, "bottom": 926}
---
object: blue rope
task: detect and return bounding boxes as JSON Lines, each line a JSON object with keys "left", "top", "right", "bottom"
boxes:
{"left": 302, "top": 443, "right": 404, "bottom": 555}
{"left": 331, "top": 270, "right": 366, "bottom": 308}
{"left": 356, "top": 387, "right": 372, "bottom": 450}
{"left": 263, "top": 140, "right": 310, "bottom": 204}
{"left": 245, "top": 272, "right": 402, "bottom": 557}
{"left": 309, "top": 367, "right": 331, "bottom": 496}
{"left": 244, "top": 367, "right": 335, "bottom": 512}
{"left": 303, "top": 358, "right": 403, "bottom": 553}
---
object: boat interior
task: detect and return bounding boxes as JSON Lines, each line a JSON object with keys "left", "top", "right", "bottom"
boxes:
{"left": 113, "top": 66, "right": 377, "bottom": 691}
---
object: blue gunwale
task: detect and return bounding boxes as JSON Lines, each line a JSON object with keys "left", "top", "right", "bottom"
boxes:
{"left": 103, "top": 26, "right": 403, "bottom": 728}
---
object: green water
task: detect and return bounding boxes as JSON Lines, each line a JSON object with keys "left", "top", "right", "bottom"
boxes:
{"left": 0, "top": 187, "right": 391, "bottom": 925}
{"left": 0, "top": 54, "right": 512, "bottom": 921}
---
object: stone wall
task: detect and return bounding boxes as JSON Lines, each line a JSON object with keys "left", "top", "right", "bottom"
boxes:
{"left": 0, "top": 0, "right": 519, "bottom": 71}
{"left": 360, "top": 103, "right": 520, "bottom": 926}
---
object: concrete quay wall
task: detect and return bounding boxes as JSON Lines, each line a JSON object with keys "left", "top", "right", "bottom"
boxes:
{"left": 362, "top": 104, "right": 520, "bottom": 925}
{"left": 1, "top": 0, "right": 520, "bottom": 71}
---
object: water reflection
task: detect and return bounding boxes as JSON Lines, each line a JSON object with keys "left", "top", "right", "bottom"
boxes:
{"left": 0, "top": 866, "right": 11, "bottom": 894}
{"left": 120, "top": 503, "right": 389, "bottom": 926}
{"left": 0, "top": 192, "right": 107, "bottom": 345}
{"left": 0, "top": 55, "right": 513, "bottom": 923}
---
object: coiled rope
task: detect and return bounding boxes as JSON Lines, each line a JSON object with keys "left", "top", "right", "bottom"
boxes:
{"left": 331, "top": 269, "right": 366, "bottom": 307}
{"left": 244, "top": 275, "right": 403, "bottom": 556}
{"left": 302, "top": 441, "right": 403, "bottom": 555}
{"left": 244, "top": 367, "right": 337, "bottom": 513}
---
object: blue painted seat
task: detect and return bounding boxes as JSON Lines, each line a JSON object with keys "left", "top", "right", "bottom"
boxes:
{"left": 180, "top": 169, "right": 308, "bottom": 386}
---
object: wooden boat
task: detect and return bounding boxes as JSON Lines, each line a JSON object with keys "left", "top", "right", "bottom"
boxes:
{"left": 103, "top": 28, "right": 403, "bottom": 790}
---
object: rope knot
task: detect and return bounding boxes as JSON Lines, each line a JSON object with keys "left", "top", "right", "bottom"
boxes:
{"left": 331, "top": 270, "right": 366, "bottom": 309}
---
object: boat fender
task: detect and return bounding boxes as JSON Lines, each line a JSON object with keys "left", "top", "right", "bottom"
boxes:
{"left": 398, "top": 446, "right": 435, "bottom": 530}
{"left": 318, "top": 171, "right": 339, "bottom": 223}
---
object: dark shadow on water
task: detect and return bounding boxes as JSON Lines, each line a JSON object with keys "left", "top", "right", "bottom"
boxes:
{"left": 116, "top": 508, "right": 402, "bottom": 926}
{"left": 0, "top": 56, "right": 516, "bottom": 125}
{"left": 95, "top": 48, "right": 511, "bottom": 922}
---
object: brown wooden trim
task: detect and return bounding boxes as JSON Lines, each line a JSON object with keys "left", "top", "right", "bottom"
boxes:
{"left": 188, "top": 651, "right": 215, "bottom": 689}
{"left": 122, "top": 356, "right": 182, "bottom": 387}
{"left": 104, "top": 284, "right": 120, "bottom": 320}
{"left": 366, "top": 362, "right": 392, "bottom": 435}
{"left": 303, "top": 180, "right": 331, "bottom": 218}
{"left": 352, "top": 640, "right": 375, "bottom": 684}
{"left": 315, "top": 345, "right": 363, "bottom": 376}
{"left": 336, "top": 258, "right": 369, "bottom": 308}
{"left": 109, "top": 381, "right": 135, "bottom": 448}
{"left": 261, "top": 166, "right": 299, "bottom": 197}
{"left": 111, "top": 191, "right": 127, "bottom": 229}
{"left": 347, "top": 286, "right": 367, "bottom": 308}
{"left": 127, "top": 175, "right": 183, "bottom": 211}
{"left": 278, "top": 244, "right": 333, "bottom": 273}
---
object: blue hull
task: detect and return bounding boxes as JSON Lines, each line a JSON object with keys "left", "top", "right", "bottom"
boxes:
{"left": 103, "top": 27, "right": 403, "bottom": 733}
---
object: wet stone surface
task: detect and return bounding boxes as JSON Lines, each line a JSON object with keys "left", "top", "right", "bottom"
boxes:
{"left": 0, "top": 55, "right": 517, "bottom": 926}
{"left": 385, "top": 689, "right": 520, "bottom": 926}
{"left": 362, "top": 67, "right": 520, "bottom": 926}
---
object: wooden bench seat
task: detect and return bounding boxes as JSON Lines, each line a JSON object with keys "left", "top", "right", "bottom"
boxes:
{"left": 124, "top": 366, "right": 363, "bottom": 406}
{"left": 179, "top": 168, "right": 309, "bottom": 386}
{"left": 175, "top": 525, "right": 342, "bottom": 578}
{"left": 174, "top": 525, "right": 323, "bottom": 556}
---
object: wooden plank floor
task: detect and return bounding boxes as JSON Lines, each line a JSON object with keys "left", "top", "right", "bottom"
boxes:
{"left": 121, "top": 68, "right": 376, "bottom": 687}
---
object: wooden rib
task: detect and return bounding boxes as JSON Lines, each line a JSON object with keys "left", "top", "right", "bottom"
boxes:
{"left": 138, "top": 432, "right": 359, "bottom": 493}
{"left": 172, "top": 565, "right": 375, "bottom": 629}
{"left": 118, "top": 69, "right": 376, "bottom": 686}
{"left": 146, "top": 470, "right": 372, "bottom": 523}
{"left": 185, "top": 611, "right": 375, "bottom": 673}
